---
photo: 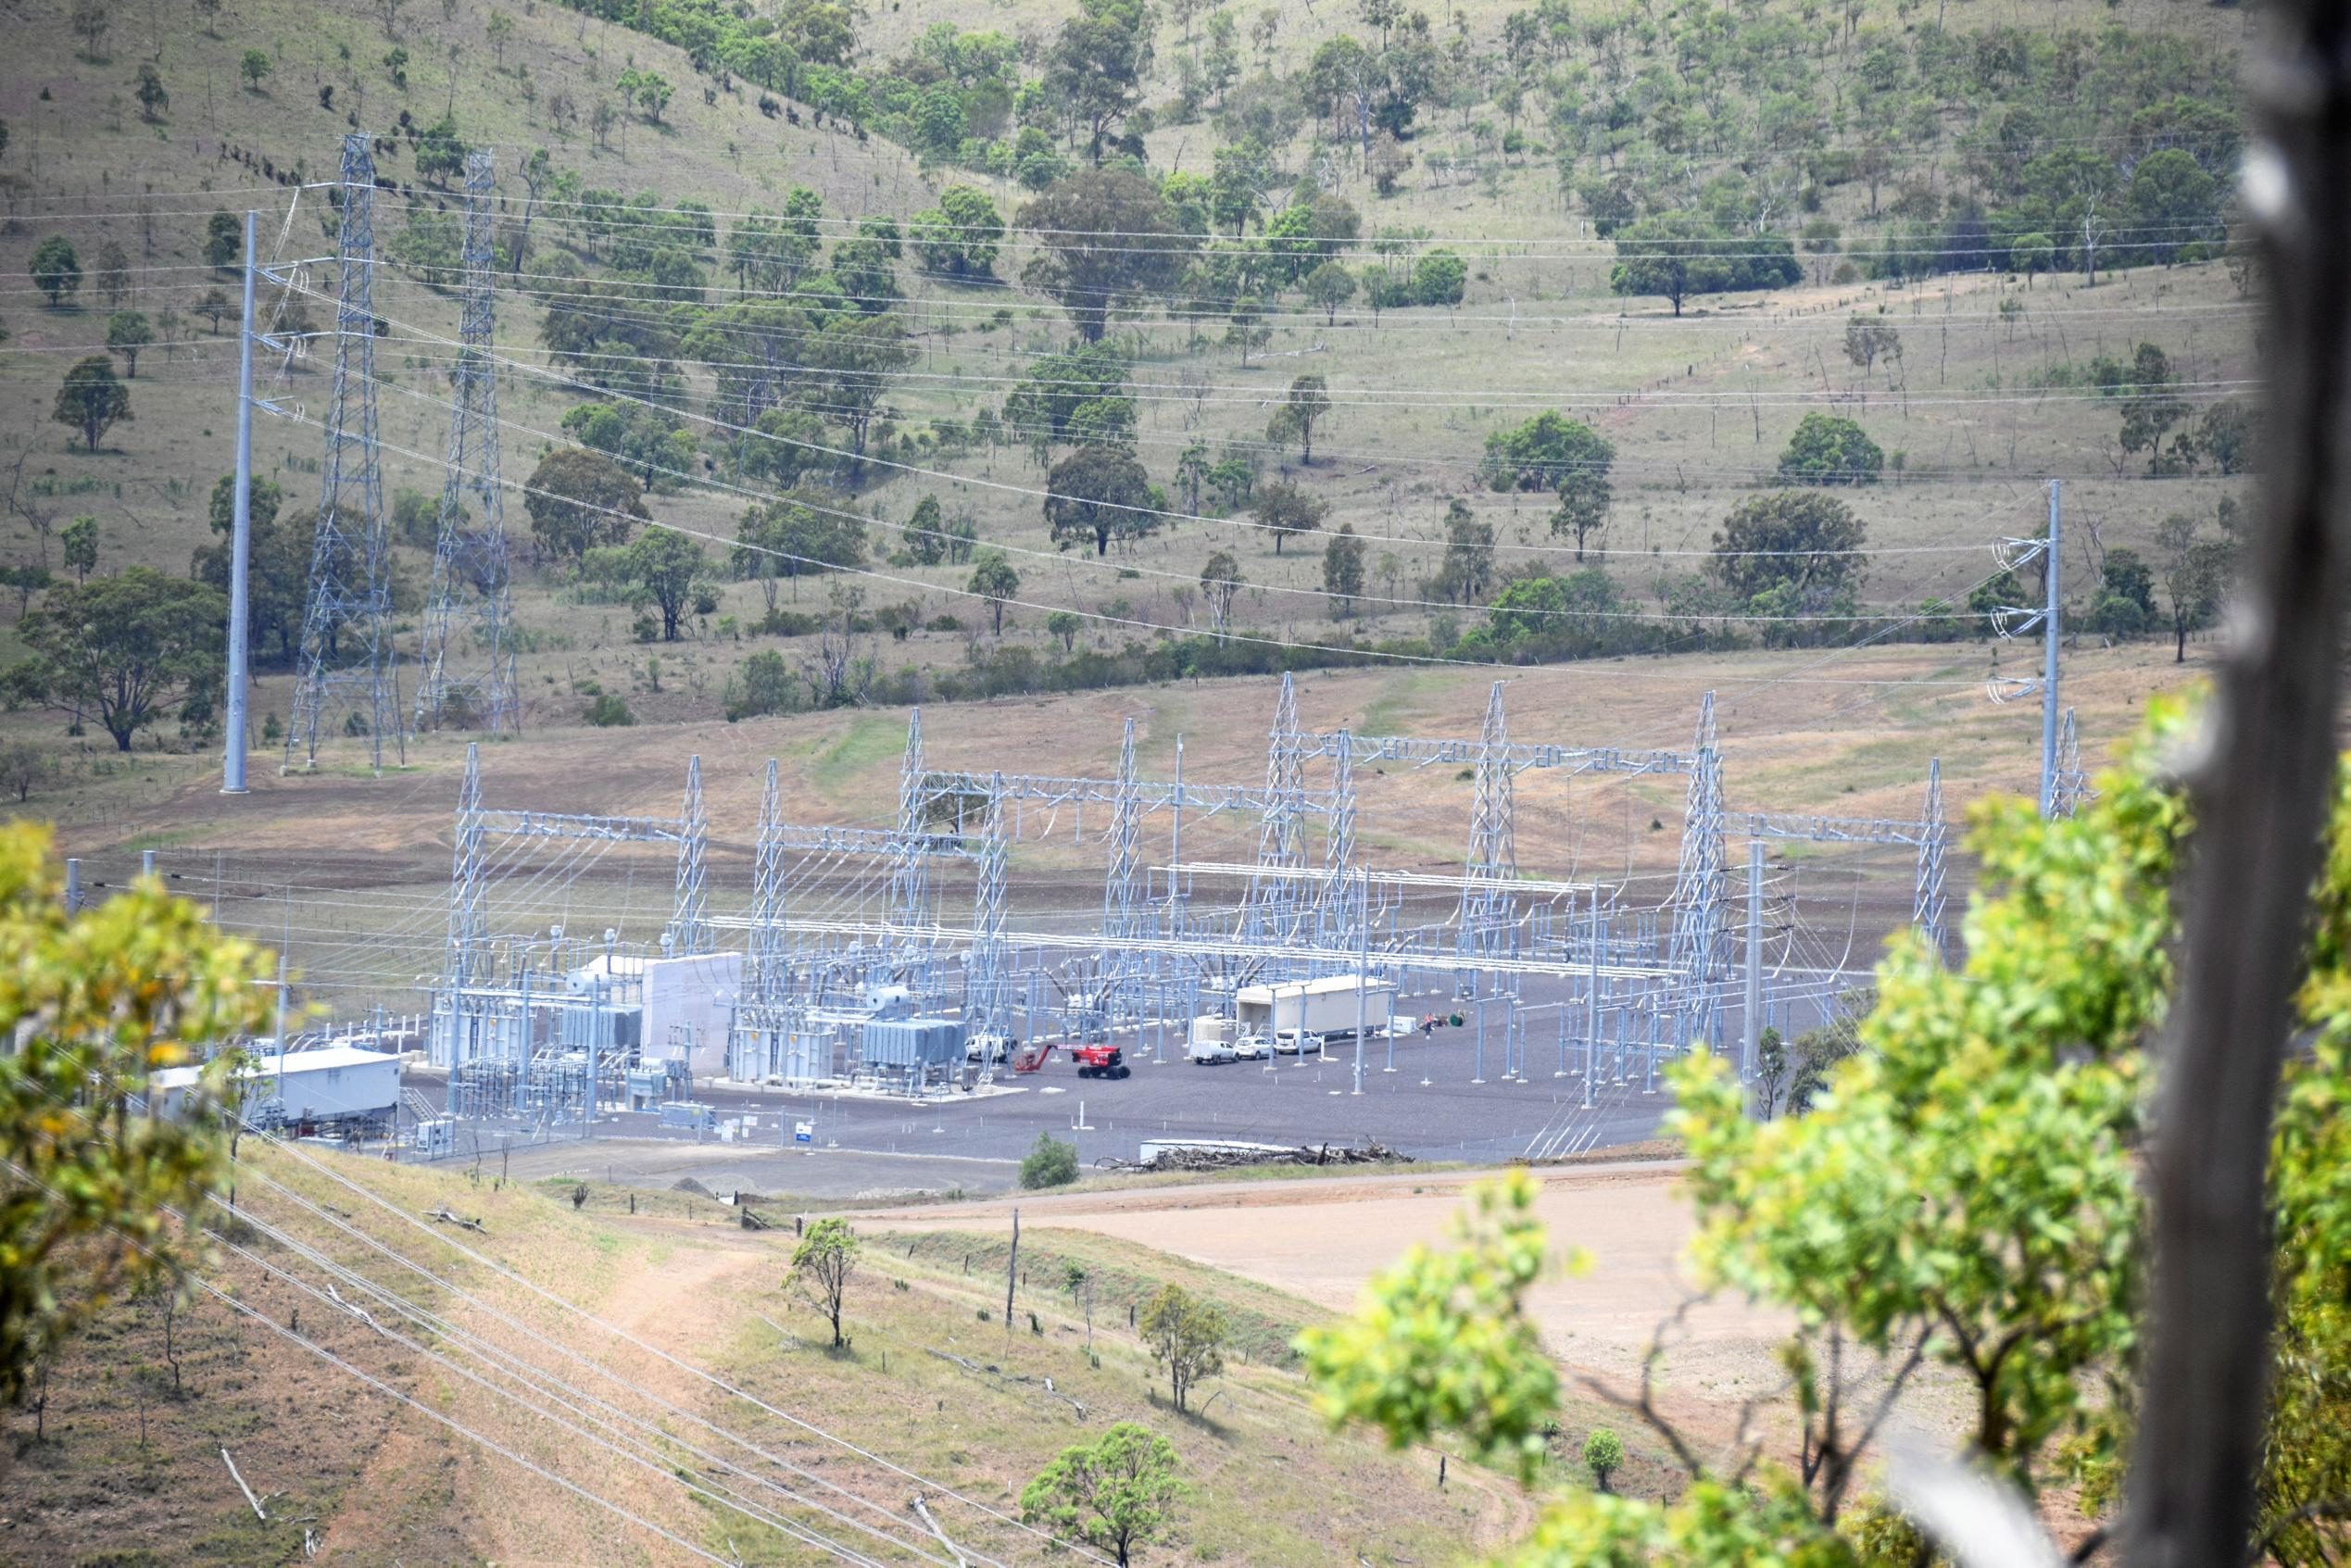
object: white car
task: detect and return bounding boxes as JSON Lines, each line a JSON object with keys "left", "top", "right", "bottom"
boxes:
{"left": 1234, "top": 1032, "right": 1272, "bottom": 1060}
{"left": 1188, "top": 1038, "right": 1238, "bottom": 1065}
{"left": 1275, "top": 1029, "right": 1326, "bottom": 1056}
{"left": 966, "top": 1033, "right": 1014, "bottom": 1063}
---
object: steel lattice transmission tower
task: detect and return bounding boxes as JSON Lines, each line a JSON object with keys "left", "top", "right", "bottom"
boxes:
{"left": 287, "top": 132, "right": 399, "bottom": 772}
{"left": 434, "top": 742, "right": 492, "bottom": 1066}
{"left": 966, "top": 774, "right": 1011, "bottom": 1076}
{"left": 1245, "top": 673, "right": 1309, "bottom": 946}
{"left": 1913, "top": 757, "right": 1950, "bottom": 960}
{"left": 666, "top": 755, "right": 710, "bottom": 955}
{"left": 1667, "top": 692, "right": 1729, "bottom": 1044}
{"left": 1456, "top": 683, "right": 1520, "bottom": 988}
{"left": 1099, "top": 718, "right": 1144, "bottom": 1024}
{"left": 416, "top": 150, "right": 516, "bottom": 734}
{"left": 1313, "top": 730, "right": 1361, "bottom": 960}
{"left": 891, "top": 710, "right": 932, "bottom": 952}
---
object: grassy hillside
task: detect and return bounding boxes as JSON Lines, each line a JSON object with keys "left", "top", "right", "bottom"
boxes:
{"left": 0, "top": 0, "right": 2249, "bottom": 797}
{"left": 2, "top": 1143, "right": 1576, "bottom": 1564}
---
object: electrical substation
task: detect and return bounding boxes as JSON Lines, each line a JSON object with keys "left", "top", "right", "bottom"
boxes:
{"left": 150, "top": 134, "right": 2101, "bottom": 1174}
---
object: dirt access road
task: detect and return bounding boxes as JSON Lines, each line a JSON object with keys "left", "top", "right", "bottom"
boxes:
{"left": 856, "top": 1160, "right": 1792, "bottom": 1408}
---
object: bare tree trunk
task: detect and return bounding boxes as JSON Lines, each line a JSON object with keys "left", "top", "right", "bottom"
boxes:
{"left": 2124, "top": 11, "right": 2351, "bottom": 1567}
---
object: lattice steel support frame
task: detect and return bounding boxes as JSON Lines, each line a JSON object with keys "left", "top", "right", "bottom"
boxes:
{"left": 890, "top": 710, "right": 932, "bottom": 951}
{"left": 667, "top": 755, "right": 710, "bottom": 954}
{"left": 1666, "top": 692, "right": 1729, "bottom": 1044}
{"left": 2052, "top": 709, "right": 2094, "bottom": 820}
{"left": 1246, "top": 673, "right": 1309, "bottom": 948}
{"left": 434, "top": 743, "right": 494, "bottom": 1066}
{"left": 966, "top": 774, "right": 1011, "bottom": 1078}
{"left": 287, "top": 132, "right": 398, "bottom": 772}
{"left": 415, "top": 149, "right": 516, "bottom": 734}
{"left": 1313, "top": 730, "right": 1361, "bottom": 960}
{"left": 1456, "top": 683, "right": 1521, "bottom": 989}
{"left": 1913, "top": 757, "right": 1949, "bottom": 958}
{"left": 1100, "top": 718, "right": 1144, "bottom": 1024}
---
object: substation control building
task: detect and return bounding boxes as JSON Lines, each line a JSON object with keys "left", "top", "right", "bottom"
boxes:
{"left": 149, "top": 1045, "right": 403, "bottom": 1135}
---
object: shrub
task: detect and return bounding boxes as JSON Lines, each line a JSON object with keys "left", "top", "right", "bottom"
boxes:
{"left": 584, "top": 692, "right": 635, "bottom": 727}
{"left": 1019, "top": 1132, "right": 1080, "bottom": 1189}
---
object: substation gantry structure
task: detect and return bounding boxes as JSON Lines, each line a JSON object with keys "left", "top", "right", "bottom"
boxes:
{"left": 426, "top": 673, "right": 1955, "bottom": 1108}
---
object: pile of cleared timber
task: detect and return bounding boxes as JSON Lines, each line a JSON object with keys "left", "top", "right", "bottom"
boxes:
{"left": 1096, "top": 1141, "right": 1413, "bottom": 1174}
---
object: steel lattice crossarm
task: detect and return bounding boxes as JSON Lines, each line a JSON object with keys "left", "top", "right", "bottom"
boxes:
{"left": 1162, "top": 860, "right": 1612, "bottom": 899}
{"left": 916, "top": 770, "right": 1342, "bottom": 820}
{"left": 701, "top": 912, "right": 1683, "bottom": 983}
{"left": 476, "top": 809, "right": 985, "bottom": 859}
{"left": 1282, "top": 730, "right": 1696, "bottom": 778}
{"left": 1730, "top": 811, "right": 1937, "bottom": 847}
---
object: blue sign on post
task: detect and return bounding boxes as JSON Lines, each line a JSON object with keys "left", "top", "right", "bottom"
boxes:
{"left": 794, "top": 1120, "right": 813, "bottom": 1144}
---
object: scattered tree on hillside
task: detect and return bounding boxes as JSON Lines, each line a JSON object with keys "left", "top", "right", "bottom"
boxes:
{"left": 9, "top": 569, "right": 224, "bottom": 751}
{"left": 1583, "top": 1428, "right": 1624, "bottom": 1493}
{"left": 1268, "top": 375, "right": 1332, "bottom": 465}
{"left": 1427, "top": 498, "right": 1495, "bottom": 606}
{"left": 104, "top": 310, "right": 152, "bottom": 378}
{"left": 0, "top": 821, "right": 275, "bottom": 1403}
{"left": 586, "top": 528, "right": 707, "bottom": 641}
{"left": 30, "top": 237, "right": 81, "bottom": 307}
{"left": 732, "top": 495, "right": 864, "bottom": 608}
{"left": 1251, "top": 480, "right": 1326, "bottom": 557}
{"left": 1322, "top": 524, "right": 1365, "bottom": 617}
{"left": 908, "top": 185, "right": 1004, "bottom": 278}
{"left": 2119, "top": 342, "right": 2190, "bottom": 473}
{"left": 52, "top": 357, "right": 131, "bottom": 452}
{"left": 1842, "top": 315, "right": 1900, "bottom": 379}
{"left": 1776, "top": 413, "right": 1884, "bottom": 486}
{"left": 1711, "top": 492, "right": 1867, "bottom": 602}
{"left": 1303, "top": 260, "right": 1356, "bottom": 322}
{"left": 788, "top": 1217, "right": 860, "bottom": 1350}
{"left": 522, "top": 448, "right": 647, "bottom": 562}
{"left": 133, "top": 62, "right": 168, "bottom": 120}
{"left": 1608, "top": 212, "right": 1799, "bottom": 316}
{"left": 203, "top": 211, "right": 241, "bottom": 270}
{"left": 1019, "top": 171, "right": 1196, "bottom": 342}
{"left": 1200, "top": 550, "right": 1242, "bottom": 641}
{"left": 239, "top": 48, "right": 270, "bottom": 92}
{"left": 59, "top": 516, "right": 96, "bottom": 584}
{"left": 1045, "top": 0, "right": 1155, "bottom": 164}
{"left": 69, "top": 0, "right": 109, "bottom": 57}
{"left": 1138, "top": 1284, "right": 1226, "bottom": 1414}
{"left": 1021, "top": 1424, "right": 1183, "bottom": 1568}
{"left": 967, "top": 550, "right": 1020, "bottom": 635}
{"left": 91, "top": 242, "right": 131, "bottom": 307}
{"left": 1045, "top": 446, "right": 1155, "bottom": 557}
{"left": 2154, "top": 509, "right": 2236, "bottom": 663}
{"left": 192, "top": 473, "right": 304, "bottom": 664}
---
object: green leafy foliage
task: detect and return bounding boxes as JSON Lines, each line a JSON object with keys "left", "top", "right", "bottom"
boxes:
{"left": 522, "top": 448, "right": 648, "bottom": 562}
{"left": 0, "top": 822, "right": 275, "bottom": 1403}
{"left": 51, "top": 355, "right": 129, "bottom": 452}
{"left": 11, "top": 569, "right": 224, "bottom": 751}
{"left": 1776, "top": 414, "right": 1884, "bottom": 487}
{"left": 1138, "top": 1283, "right": 1226, "bottom": 1414}
{"left": 1297, "top": 1169, "right": 1567, "bottom": 1483}
{"left": 788, "top": 1216, "right": 861, "bottom": 1349}
{"left": 1020, "top": 1423, "right": 1183, "bottom": 1568}
{"left": 1019, "top": 1132, "right": 1080, "bottom": 1189}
